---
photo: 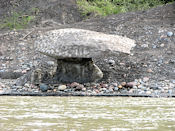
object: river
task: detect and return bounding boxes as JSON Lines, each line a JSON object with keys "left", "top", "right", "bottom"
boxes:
{"left": 0, "top": 97, "right": 175, "bottom": 130}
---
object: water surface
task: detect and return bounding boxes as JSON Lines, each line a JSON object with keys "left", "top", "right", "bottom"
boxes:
{"left": 0, "top": 97, "right": 175, "bottom": 130}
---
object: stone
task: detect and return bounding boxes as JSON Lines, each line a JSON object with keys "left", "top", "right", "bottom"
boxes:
{"left": 70, "top": 82, "right": 80, "bottom": 88}
{"left": 141, "top": 44, "right": 148, "bottom": 48}
{"left": 39, "top": 83, "right": 48, "bottom": 92}
{"left": 126, "top": 81, "right": 137, "bottom": 88}
{"left": 114, "top": 87, "right": 119, "bottom": 91}
{"left": 82, "top": 87, "right": 86, "bottom": 91}
{"left": 108, "top": 59, "right": 115, "bottom": 66}
{"left": 35, "top": 28, "right": 135, "bottom": 83}
{"left": 121, "top": 82, "right": 126, "bottom": 87}
{"left": 160, "top": 44, "right": 165, "bottom": 47}
{"left": 47, "top": 61, "right": 55, "bottom": 66}
{"left": 55, "top": 58, "right": 103, "bottom": 83}
{"left": 58, "top": 85, "right": 67, "bottom": 91}
{"left": 75, "top": 84, "right": 84, "bottom": 91}
{"left": 143, "top": 77, "right": 149, "bottom": 82}
{"left": 146, "top": 91, "right": 151, "bottom": 95}
{"left": 35, "top": 28, "right": 136, "bottom": 58}
{"left": 167, "top": 32, "right": 173, "bottom": 37}
{"left": 118, "top": 85, "right": 122, "bottom": 89}
{"left": 112, "top": 83, "right": 118, "bottom": 87}
{"left": 147, "top": 69, "right": 153, "bottom": 73}
{"left": 24, "top": 83, "right": 30, "bottom": 88}
{"left": 163, "top": 86, "right": 169, "bottom": 90}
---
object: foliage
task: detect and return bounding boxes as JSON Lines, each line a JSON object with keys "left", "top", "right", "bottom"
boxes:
{"left": 77, "top": 0, "right": 172, "bottom": 17}
{"left": 0, "top": 7, "right": 39, "bottom": 30}
{"left": 0, "top": 12, "right": 35, "bottom": 30}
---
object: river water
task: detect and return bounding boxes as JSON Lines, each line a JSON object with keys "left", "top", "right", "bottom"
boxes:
{"left": 0, "top": 97, "right": 175, "bottom": 131}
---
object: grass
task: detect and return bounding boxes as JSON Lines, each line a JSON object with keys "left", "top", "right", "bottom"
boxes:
{"left": 77, "top": 0, "right": 173, "bottom": 17}
{"left": 0, "top": 7, "right": 39, "bottom": 30}
{"left": 0, "top": 12, "right": 35, "bottom": 30}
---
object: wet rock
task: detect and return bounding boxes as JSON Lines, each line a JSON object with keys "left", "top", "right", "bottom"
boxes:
{"left": 58, "top": 85, "right": 67, "bottom": 91}
{"left": 39, "top": 83, "right": 48, "bottom": 92}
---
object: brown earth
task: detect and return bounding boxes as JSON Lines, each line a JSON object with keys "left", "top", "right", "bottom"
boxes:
{"left": 0, "top": 1, "right": 175, "bottom": 86}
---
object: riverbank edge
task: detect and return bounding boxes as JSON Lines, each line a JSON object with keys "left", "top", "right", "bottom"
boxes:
{"left": 0, "top": 92, "right": 175, "bottom": 97}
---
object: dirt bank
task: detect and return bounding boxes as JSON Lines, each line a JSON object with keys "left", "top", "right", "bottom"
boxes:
{"left": 0, "top": 1, "right": 175, "bottom": 97}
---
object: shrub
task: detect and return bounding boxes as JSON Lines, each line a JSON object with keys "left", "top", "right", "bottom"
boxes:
{"left": 77, "top": 0, "right": 172, "bottom": 17}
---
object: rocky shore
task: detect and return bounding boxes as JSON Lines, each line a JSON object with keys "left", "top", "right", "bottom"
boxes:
{"left": 1, "top": 77, "right": 175, "bottom": 97}
{"left": 0, "top": 1, "right": 175, "bottom": 97}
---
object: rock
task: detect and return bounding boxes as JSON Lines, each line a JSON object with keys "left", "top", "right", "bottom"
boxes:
{"left": 82, "top": 87, "right": 86, "bottom": 91}
{"left": 147, "top": 69, "right": 153, "bottom": 73}
{"left": 53, "top": 89, "right": 57, "bottom": 92}
{"left": 75, "top": 84, "right": 84, "bottom": 91}
{"left": 150, "top": 85, "right": 159, "bottom": 90}
{"left": 47, "top": 61, "right": 55, "bottom": 66}
{"left": 171, "top": 80, "right": 175, "bottom": 84}
{"left": 146, "top": 91, "right": 152, "bottom": 95}
{"left": 70, "top": 82, "right": 80, "bottom": 88}
{"left": 108, "top": 87, "right": 114, "bottom": 92}
{"left": 35, "top": 28, "right": 136, "bottom": 58}
{"left": 143, "top": 77, "right": 149, "bottom": 82}
{"left": 108, "top": 59, "right": 115, "bottom": 66}
{"left": 114, "top": 87, "right": 119, "bottom": 91}
{"left": 118, "top": 85, "right": 122, "bottom": 89}
{"left": 160, "top": 44, "right": 165, "bottom": 47}
{"left": 39, "top": 83, "right": 48, "bottom": 92}
{"left": 167, "top": 32, "right": 173, "bottom": 37}
{"left": 133, "top": 86, "right": 137, "bottom": 89}
{"left": 128, "top": 89, "right": 134, "bottom": 94}
{"left": 141, "top": 44, "right": 149, "bottom": 48}
{"left": 126, "top": 81, "right": 137, "bottom": 88}
{"left": 112, "top": 83, "right": 118, "bottom": 87}
{"left": 163, "top": 86, "right": 169, "bottom": 90}
{"left": 0, "top": 89, "right": 4, "bottom": 94}
{"left": 152, "top": 45, "right": 157, "bottom": 49}
{"left": 24, "top": 83, "right": 30, "bottom": 88}
{"left": 34, "top": 28, "right": 135, "bottom": 83}
{"left": 58, "top": 85, "right": 67, "bottom": 91}
{"left": 101, "top": 84, "right": 108, "bottom": 88}
{"left": 121, "top": 82, "right": 126, "bottom": 87}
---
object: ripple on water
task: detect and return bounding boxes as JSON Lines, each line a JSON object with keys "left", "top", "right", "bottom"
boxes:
{"left": 0, "top": 97, "right": 175, "bottom": 130}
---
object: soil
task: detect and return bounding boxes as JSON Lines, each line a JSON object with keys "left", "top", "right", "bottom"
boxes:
{"left": 0, "top": 1, "right": 175, "bottom": 94}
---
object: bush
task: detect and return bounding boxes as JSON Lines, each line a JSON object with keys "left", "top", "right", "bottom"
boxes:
{"left": 77, "top": 0, "right": 173, "bottom": 17}
{"left": 0, "top": 12, "right": 35, "bottom": 30}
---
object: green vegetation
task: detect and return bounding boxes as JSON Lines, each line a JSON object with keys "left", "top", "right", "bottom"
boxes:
{"left": 0, "top": 12, "right": 35, "bottom": 30}
{"left": 0, "top": 7, "right": 39, "bottom": 30}
{"left": 77, "top": 0, "right": 172, "bottom": 17}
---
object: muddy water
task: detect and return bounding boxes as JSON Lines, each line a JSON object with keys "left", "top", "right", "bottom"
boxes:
{"left": 0, "top": 97, "right": 175, "bottom": 131}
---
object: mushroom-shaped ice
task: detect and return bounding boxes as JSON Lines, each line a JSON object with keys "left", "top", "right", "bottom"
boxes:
{"left": 35, "top": 28, "right": 135, "bottom": 83}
